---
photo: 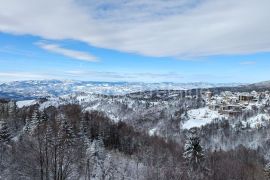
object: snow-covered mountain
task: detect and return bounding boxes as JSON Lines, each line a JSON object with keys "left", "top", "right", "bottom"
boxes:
{"left": 1, "top": 80, "right": 270, "bottom": 179}
{"left": 0, "top": 80, "right": 244, "bottom": 100}
{"left": 249, "top": 80, "right": 270, "bottom": 88}
{"left": 12, "top": 84, "right": 270, "bottom": 155}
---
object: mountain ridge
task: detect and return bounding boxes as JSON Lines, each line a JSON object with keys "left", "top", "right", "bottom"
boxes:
{"left": 0, "top": 79, "right": 245, "bottom": 100}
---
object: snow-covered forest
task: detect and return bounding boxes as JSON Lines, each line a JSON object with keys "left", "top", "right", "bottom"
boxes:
{"left": 1, "top": 84, "right": 270, "bottom": 180}
{"left": 1, "top": 0, "right": 270, "bottom": 178}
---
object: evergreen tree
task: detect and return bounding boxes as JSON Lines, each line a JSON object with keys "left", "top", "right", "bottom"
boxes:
{"left": 40, "top": 111, "right": 48, "bottom": 124}
{"left": 89, "top": 136, "right": 107, "bottom": 179}
{"left": 265, "top": 162, "right": 270, "bottom": 179}
{"left": 61, "top": 119, "right": 75, "bottom": 145}
{"left": 31, "top": 109, "right": 39, "bottom": 126}
{"left": 79, "top": 113, "right": 90, "bottom": 138}
{"left": 8, "top": 101, "right": 17, "bottom": 118}
{"left": 0, "top": 122, "right": 11, "bottom": 143}
{"left": 96, "top": 135, "right": 106, "bottom": 161}
{"left": 78, "top": 120, "right": 86, "bottom": 138}
{"left": 183, "top": 128, "right": 204, "bottom": 171}
{"left": 24, "top": 109, "right": 40, "bottom": 134}
{"left": 24, "top": 116, "right": 31, "bottom": 134}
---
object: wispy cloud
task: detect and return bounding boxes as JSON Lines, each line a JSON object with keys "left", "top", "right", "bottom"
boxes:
{"left": 0, "top": 70, "right": 253, "bottom": 83}
{"left": 240, "top": 61, "right": 257, "bottom": 65}
{"left": 0, "top": 72, "right": 51, "bottom": 82}
{"left": 64, "top": 70, "right": 183, "bottom": 82}
{"left": 0, "top": 70, "right": 181, "bottom": 83}
{"left": 37, "top": 42, "right": 98, "bottom": 62}
{"left": 0, "top": 0, "right": 270, "bottom": 58}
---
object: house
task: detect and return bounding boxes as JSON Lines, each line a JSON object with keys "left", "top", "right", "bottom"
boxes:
{"left": 239, "top": 93, "right": 254, "bottom": 102}
{"left": 218, "top": 104, "right": 242, "bottom": 116}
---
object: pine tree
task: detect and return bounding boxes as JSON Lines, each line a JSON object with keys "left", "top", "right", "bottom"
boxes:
{"left": 0, "top": 122, "right": 11, "bottom": 143}
{"left": 265, "top": 162, "right": 270, "bottom": 179}
{"left": 61, "top": 119, "right": 75, "bottom": 145}
{"left": 78, "top": 120, "right": 86, "bottom": 138}
{"left": 8, "top": 100, "right": 16, "bottom": 117}
{"left": 183, "top": 128, "right": 204, "bottom": 171}
{"left": 24, "top": 109, "right": 40, "bottom": 134}
{"left": 24, "top": 116, "right": 31, "bottom": 133}
{"left": 40, "top": 111, "right": 48, "bottom": 124}
{"left": 96, "top": 135, "right": 106, "bottom": 161}
{"left": 31, "top": 109, "right": 39, "bottom": 126}
{"left": 79, "top": 114, "right": 89, "bottom": 138}
{"left": 89, "top": 136, "right": 107, "bottom": 179}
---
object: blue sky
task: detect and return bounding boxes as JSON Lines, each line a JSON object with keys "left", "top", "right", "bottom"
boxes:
{"left": 0, "top": 0, "right": 270, "bottom": 83}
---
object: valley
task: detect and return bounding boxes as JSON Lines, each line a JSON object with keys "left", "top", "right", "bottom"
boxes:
{"left": 1, "top": 80, "right": 270, "bottom": 179}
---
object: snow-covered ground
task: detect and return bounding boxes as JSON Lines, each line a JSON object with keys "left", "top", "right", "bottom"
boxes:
{"left": 245, "top": 113, "right": 270, "bottom": 128}
{"left": 149, "top": 127, "right": 158, "bottom": 136}
{"left": 182, "top": 107, "right": 225, "bottom": 129}
{"left": 16, "top": 100, "right": 36, "bottom": 108}
{"left": 39, "top": 98, "right": 61, "bottom": 110}
{"left": 182, "top": 107, "right": 270, "bottom": 130}
{"left": 13, "top": 89, "right": 270, "bottom": 133}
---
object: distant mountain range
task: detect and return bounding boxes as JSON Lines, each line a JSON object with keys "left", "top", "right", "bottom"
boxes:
{"left": 0, "top": 80, "right": 247, "bottom": 100}
{"left": 248, "top": 81, "right": 270, "bottom": 88}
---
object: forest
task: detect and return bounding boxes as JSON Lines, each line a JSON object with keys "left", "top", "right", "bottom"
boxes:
{"left": 0, "top": 98, "right": 269, "bottom": 180}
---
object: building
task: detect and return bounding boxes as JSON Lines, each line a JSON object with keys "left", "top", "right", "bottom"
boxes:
{"left": 239, "top": 93, "right": 254, "bottom": 102}
{"left": 218, "top": 105, "right": 242, "bottom": 116}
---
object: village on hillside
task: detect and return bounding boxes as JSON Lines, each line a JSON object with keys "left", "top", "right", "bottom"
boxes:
{"left": 204, "top": 90, "right": 270, "bottom": 116}
{"left": 182, "top": 89, "right": 270, "bottom": 129}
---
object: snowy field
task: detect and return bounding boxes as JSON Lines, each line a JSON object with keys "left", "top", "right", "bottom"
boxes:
{"left": 245, "top": 113, "right": 270, "bottom": 128}
{"left": 16, "top": 100, "right": 36, "bottom": 108}
{"left": 182, "top": 107, "right": 225, "bottom": 129}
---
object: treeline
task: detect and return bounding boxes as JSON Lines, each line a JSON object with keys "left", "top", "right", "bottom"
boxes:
{"left": 0, "top": 101, "right": 268, "bottom": 179}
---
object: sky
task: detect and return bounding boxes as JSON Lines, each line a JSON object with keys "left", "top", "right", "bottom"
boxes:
{"left": 0, "top": 0, "right": 270, "bottom": 83}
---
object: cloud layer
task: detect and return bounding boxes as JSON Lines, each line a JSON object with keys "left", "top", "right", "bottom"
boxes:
{"left": 0, "top": 72, "right": 50, "bottom": 82}
{"left": 37, "top": 42, "right": 97, "bottom": 62}
{"left": 64, "top": 70, "right": 184, "bottom": 82}
{"left": 0, "top": 70, "right": 183, "bottom": 83}
{"left": 0, "top": 0, "right": 270, "bottom": 58}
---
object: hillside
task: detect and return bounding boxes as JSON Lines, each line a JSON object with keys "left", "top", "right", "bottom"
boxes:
{"left": 1, "top": 80, "right": 270, "bottom": 179}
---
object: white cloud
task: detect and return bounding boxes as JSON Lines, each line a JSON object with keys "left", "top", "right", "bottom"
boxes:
{"left": 0, "top": 70, "right": 183, "bottom": 82}
{"left": 0, "top": 70, "right": 248, "bottom": 83}
{"left": 0, "top": 72, "right": 51, "bottom": 82}
{"left": 37, "top": 42, "right": 97, "bottom": 62}
{"left": 0, "top": 0, "right": 270, "bottom": 58}
{"left": 64, "top": 70, "right": 183, "bottom": 82}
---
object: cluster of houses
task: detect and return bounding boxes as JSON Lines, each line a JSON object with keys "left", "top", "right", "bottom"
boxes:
{"left": 203, "top": 90, "right": 270, "bottom": 116}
